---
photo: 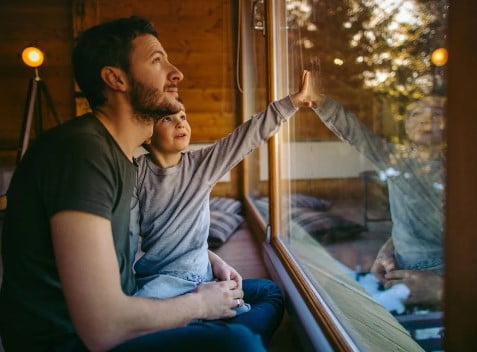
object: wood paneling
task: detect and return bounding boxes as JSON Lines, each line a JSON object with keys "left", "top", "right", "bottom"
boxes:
{"left": 0, "top": 0, "right": 241, "bottom": 196}
{"left": 72, "top": 0, "right": 241, "bottom": 196}
{"left": 0, "top": 1, "right": 75, "bottom": 165}
{"left": 444, "top": 1, "right": 477, "bottom": 350}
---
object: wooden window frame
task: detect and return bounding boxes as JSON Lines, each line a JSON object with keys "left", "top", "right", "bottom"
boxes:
{"left": 243, "top": 0, "right": 477, "bottom": 350}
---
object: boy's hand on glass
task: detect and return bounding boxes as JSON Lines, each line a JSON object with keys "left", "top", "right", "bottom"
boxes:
{"left": 290, "top": 70, "right": 323, "bottom": 108}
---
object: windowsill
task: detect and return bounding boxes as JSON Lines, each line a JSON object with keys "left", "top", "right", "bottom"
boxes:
{"left": 244, "top": 196, "right": 426, "bottom": 351}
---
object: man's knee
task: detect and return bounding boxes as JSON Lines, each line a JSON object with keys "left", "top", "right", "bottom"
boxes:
{"left": 212, "top": 324, "right": 265, "bottom": 352}
{"left": 243, "top": 278, "right": 283, "bottom": 301}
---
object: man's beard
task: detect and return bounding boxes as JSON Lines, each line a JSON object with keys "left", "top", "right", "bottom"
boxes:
{"left": 129, "top": 75, "right": 182, "bottom": 123}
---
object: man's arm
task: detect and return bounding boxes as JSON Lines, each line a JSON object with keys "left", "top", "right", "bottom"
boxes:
{"left": 384, "top": 270, "right": 443, "bottom": 306}
{"left": 51, "top": 211, "right": 242, "bottom": 351}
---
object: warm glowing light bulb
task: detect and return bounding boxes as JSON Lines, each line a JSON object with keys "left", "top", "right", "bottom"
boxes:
{"left": 431, "top": 48, "right": 448, "bottom": 66}
{"left": 22, "top": 47, "right": 44, "bottom": 68}
{"left": 333, "top": 58, "right": 344, "bottom": 66}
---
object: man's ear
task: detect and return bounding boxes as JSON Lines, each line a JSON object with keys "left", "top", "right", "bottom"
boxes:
{"left": 100, "top": 66, "right": 127, "bottom": 92}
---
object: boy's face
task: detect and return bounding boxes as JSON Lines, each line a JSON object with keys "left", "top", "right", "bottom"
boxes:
{"left": 148, "top": 110, "right": 191, "bottom": 154}
{"left": 405, "top": 99, "right": 445, "bottom": 146}
{"left": 127, "top": 34, "right": 184, "bottom": 121}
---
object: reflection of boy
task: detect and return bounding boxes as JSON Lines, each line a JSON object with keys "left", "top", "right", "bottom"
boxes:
{"left": 130, "top": 72, "right": 313, "bottom": 341}
{"left": 312, "top": 96, "right": 445, "bottom": 306}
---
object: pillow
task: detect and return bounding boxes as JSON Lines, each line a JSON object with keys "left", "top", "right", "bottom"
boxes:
{"left": 208, "top": 210, "right": 244, "bottom": 248}
{"left": 255, "top": 194, "right": 332, "bottom": 214}
{"left": 291, "top": 207, "right": 364, "bottom": 243}
{"left": 209, "top": 197, "right": 242, "bottom": 214}
{"left": 252, "top": 197, "right": 270, "bottom": 219}
{"left": 290, "top": 193, "right": 332, "bottom": 211}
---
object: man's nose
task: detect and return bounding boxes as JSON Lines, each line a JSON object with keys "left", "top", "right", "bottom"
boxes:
{"left": 169, "top": 63, "right": 184, "bottom": 83}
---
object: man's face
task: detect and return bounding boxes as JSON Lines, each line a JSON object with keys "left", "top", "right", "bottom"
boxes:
{"left": 149, "top": 110, "right": 191, "bottom": 154}
{"left": 127, "top": 34, "right": 184, "bottom": 122}
{"left": 405, "top": 99, "right": 445, "bottom": 146}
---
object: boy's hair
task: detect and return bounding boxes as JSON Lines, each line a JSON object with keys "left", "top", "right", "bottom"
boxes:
{"left": 73, "top": 16, "right": 158, "bottom": 110}
{"left": 141, "top": 103, "right": 186, "bottom": 153}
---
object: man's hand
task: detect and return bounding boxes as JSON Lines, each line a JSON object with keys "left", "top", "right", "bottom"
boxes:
{"left": 194, "top": 280, "right": 244, "bottom": 320}
{"left": 371, "top": 237, "right": 396, "bottom": 282}
{"left": 384, "top": 270, "right": 443, "bottom": 306}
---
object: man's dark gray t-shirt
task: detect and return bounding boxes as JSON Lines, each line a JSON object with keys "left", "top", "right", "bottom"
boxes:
{"left": 0, "top": 114, "right": 136, "bottom": 350}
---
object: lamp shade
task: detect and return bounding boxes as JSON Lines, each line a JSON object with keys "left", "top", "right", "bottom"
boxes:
{"left": 22, "top": 47, "right": 44, "bottom": 68}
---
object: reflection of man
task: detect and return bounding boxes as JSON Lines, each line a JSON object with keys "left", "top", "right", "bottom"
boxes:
{"left": 312, "top": 95, "right": 445, "bottom": 306}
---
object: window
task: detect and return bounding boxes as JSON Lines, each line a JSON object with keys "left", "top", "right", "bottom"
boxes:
{"left": 244, "top": 1, "right": 448, "bottom": 350}
{"left": 241, "top": 0, "right": 270, "bottom": 234}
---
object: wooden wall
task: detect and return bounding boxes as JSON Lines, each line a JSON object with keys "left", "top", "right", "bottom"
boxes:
{"left": 0, "top": 1, "right": 75, "bottom": 165}
{"left": 0, "top": 0, "right": 242, "bottom": 198}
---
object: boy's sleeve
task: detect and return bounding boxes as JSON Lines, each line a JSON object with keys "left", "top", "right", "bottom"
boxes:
{"left": 194, "top": 96, "right": 298, "bottom": 185}
{"left": 312, "top": 97, "right": 393, "bottom": 167}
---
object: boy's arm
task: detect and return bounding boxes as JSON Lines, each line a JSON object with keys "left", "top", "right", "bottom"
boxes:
{"left": 51, "top": 211, "right": 243, "bottom": 351}
{"left": 312, "top": 97, "right": 393, "bottom": 167}
{"left": 195, "top": 71, "right": 313, "bottom": 185}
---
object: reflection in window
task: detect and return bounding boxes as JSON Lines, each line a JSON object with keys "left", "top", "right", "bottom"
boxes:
{"left": 272, "top": 1, "right": 447, "bottom": 350}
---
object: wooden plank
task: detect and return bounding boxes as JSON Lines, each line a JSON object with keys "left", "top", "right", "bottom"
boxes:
{"left": 187, "top": 112, "right": 238, "bottom": 142}
{"left": 444, "top": 1, "right": 477, "bottom": 350}
{"left": 179, "top": 88, "right": 236, "bottom": 112}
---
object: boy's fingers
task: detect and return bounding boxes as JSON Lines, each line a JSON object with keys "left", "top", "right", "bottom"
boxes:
{"left": 300, "top": 70, "right": 310, "bottom": 94}
{"left": 222, "top": 279, "right": 238, "bottom": 289}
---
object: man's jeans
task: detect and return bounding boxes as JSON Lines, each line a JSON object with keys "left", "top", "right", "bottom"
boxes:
{"left": 53, "top": 278, "right": 284, "bottom": 352}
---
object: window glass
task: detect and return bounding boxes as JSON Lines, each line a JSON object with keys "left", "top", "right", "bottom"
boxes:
{"left": 274, "top": 1, "right": 447, "bottom": 350}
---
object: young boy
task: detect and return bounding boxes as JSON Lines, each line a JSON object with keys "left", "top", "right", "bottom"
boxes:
{"left": 130, "top": 71, "right": 313, "bottom": 317}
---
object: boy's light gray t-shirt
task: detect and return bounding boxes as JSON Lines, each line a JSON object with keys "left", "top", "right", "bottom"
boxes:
{"left": 130, "top": 96, "right": 297, "bottom": 298}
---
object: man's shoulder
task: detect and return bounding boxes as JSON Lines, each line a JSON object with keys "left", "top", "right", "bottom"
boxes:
{"left": 46, "top": 114, "right": 116, "bottom": 155}
{"left": 56, "top": 113, "right": 107, "bottom": 140}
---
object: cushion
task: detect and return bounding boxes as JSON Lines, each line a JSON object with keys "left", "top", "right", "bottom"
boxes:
{"left": 255, "top": 193, "right": 332, "bottom": 214}
{"left": 290, "top": 193, "right": 332, "bottom": 211}
{"left": 208, "top": 210, "right": 244, "bottom": 248}
{"left": 291, "top": 207, "right": 364, "bottom": 243}
{"left": 209, "top": 197, "right": 242, "bottom": 214}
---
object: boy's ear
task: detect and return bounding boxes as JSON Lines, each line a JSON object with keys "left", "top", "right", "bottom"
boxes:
{"left": 101, "top": 66, "right": 127, "bottom": 92}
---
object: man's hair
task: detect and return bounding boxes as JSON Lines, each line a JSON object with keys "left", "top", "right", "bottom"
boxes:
{"left": 406, "top": 96, "right": 446, "bottom": 118}
{"left": 73, "top": 16, "right": 158, "bottom": 110}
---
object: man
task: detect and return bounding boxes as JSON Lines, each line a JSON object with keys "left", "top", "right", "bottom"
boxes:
{"left": 0, "top": 16, "right": 272, "bottom": 351}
